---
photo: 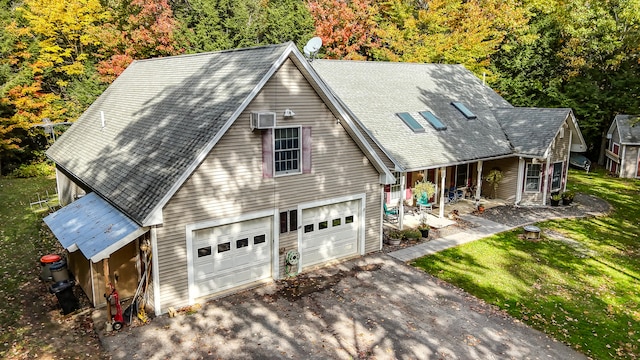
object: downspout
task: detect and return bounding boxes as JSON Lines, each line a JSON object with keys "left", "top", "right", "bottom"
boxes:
{"left": 399, "top": 172, "right": 406, "bottom": 230}
{"left": 439, "top": 167, "right": 446, "bottom": 218}
{"left": 475, "top": 160, "right": 483, "bottom": 201}
{"left": 515, "top": 157, "right": 524, "bottom": 205}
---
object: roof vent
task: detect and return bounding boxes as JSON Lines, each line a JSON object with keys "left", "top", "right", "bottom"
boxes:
{"left": 451, "top": 102, "right": 476, "bottom": 119}
{"left": 419, "top": 111, "right": 447, "bottom": 131}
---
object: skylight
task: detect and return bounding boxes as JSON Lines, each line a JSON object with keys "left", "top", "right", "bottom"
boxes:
{"left": 419, "top": 111, "right": 447, "bottom": 131}
{"left": 396, "top": 113, "right": 425, "bottom": 133}
{"left": 451, "top": 102, "right": 477, "bottom": 119}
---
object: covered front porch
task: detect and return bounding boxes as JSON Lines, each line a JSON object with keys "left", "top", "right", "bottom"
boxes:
{"left": 385, "top": 160, "right": 494, "bottom": 230}
{"left": 383, "top": 196, "right": 507, "bottom": 231}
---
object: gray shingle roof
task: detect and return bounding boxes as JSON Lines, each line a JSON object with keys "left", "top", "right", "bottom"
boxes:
{"left": 311, "top": 60, "right": 514, "bottom": 170}
{"left": 612, "top": 114, "right": 640, "bottom": 144}
{"left": 494, "top": 108, "right": 571, "bottom": 157}
{"left": 47, "top": 43, "right": 290, "bottom": 225}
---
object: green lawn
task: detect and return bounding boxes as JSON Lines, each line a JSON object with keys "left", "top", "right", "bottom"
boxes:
{"left": 413, "top": 169, "right": 640, "bottom": 359}
{"left": 0, "top": 175, "right": 58, "bottom": 355}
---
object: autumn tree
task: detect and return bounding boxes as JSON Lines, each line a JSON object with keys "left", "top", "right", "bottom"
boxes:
{"left": 0, "top": 0, "right": 110, "bottom": 172}
{"left": 97, "top": 0, "right": 180, "bottom": 81}
{"left": 490, "top": 0, "right": 640, "bottom": 160}
{"left": 372, "top": 0, "right": 531, "bottom": 75}
{"left": 306, "top": 0, "right": 379, "bottom": 59}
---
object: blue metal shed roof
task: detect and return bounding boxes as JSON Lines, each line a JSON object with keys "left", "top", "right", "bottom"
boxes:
{"left": 44, "top": 192, "right": 147, "bottom": 262}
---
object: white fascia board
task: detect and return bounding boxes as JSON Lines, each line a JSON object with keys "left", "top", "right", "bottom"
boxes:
{"left": 402, "top": 153, "right": 516, "bottom": 173}
{"left": 568, "top": 111, "right": 587, "bottom": 152}
{"left": 380, "top": 173, "right": 396, "bottom": 185}
{"left": 290, "top": 50, "right": 397, "bottom": 184}
{"left": 90, "top": 226, "right": 149, "bottom": 262}
{"left": 141, "top": 44, "right": 294, "bottom": 226}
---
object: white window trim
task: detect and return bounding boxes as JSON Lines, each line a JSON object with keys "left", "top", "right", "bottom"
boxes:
{"left": 611, "top": 142, "right": 620, "bottom": 154}
{"left": 524, "top": 163, "right": 542, "bottom": 193}
{"left": 273, "top": 126, "right": 302, "bottom": 177}
{"left": 550, "top": 161, "right": 563, "bottom": 192}
{"left": 389, "top": 171, "right": 401, "bottom": 204}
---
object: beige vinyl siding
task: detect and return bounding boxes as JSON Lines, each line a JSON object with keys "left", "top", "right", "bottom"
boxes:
{"left": 55, "top": 167, "right": 87, "bottom": 206}
{"left": 546, "top": 120, "right": 571, "bottom": 195}
{"left": 156, "top": 59, "right": 382, "bottom": 311}
{"left": 482, "top": 158, "right": 519, "bottom": 202}
{"left": 621, "top": 146, "right": 639, "bottom": 178}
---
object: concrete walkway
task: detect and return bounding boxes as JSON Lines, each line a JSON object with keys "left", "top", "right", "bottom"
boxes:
{"left": 387, "top": 214, "right": 514, "bottom": 262}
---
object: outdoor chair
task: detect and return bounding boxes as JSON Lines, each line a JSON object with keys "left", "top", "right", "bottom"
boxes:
{"left": 383, "top": 202, "right": 399, "bottom": 223}
{"left": 416, "top": 193, "right": 433, "bottom": 213}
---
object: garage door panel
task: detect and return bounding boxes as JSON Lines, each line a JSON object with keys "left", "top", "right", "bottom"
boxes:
{"left": 192, "top": 217, "right": 272, "bottom": 298}
{"left": 302, "top": 200, "right": 360, "bottom": 269}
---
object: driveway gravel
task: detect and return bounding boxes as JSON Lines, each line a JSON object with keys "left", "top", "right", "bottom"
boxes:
{"left": 96, "top": 194, "right": 611, "bottom": 359}
{"left": 98, "top": 254, "right": 585, "bottom": 359}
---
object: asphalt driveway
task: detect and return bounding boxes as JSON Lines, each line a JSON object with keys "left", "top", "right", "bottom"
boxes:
{"left": 98, "top": 254, "right": 585, "bottom": 359}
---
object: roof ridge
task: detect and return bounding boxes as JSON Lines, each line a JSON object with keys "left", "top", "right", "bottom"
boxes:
{"left": 131, "top": 42, "right": 292, "bottom": 64}
{"left": 314, "top": 59, "right": 465, "bottom": 68}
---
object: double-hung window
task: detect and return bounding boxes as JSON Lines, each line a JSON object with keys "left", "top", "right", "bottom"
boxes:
{"left": 274, "top": 127, "right": 301, "bottom": 175}
{"left": 525, "top": 163, "right": 541, "bottom": 192}
{"left": 551, "top": 162, "right": 563, "bottom": 191}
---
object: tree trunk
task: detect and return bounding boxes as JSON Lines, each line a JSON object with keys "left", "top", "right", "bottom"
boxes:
{"left": 597, "top": 131, "right": 607, "bottom": 166}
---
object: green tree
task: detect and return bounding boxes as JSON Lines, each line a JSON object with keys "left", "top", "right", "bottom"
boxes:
{"left": 97, "top": 0, "right": 180, "bottom": 81}
{"left": 371, "top": 0, "right": 531, "bottom": 75}
{"left": 174, "top": 0, "right": 314, "bottom": 53}
{"left": 490, "top": 0, "right": 640, "bottom": 159}
{"left": 307, "top": 0, "right": 380, "bottom": 59}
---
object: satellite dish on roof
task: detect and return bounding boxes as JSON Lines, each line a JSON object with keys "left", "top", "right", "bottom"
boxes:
{"left": 303, "top": 37, "right": 322, "bottom": 61}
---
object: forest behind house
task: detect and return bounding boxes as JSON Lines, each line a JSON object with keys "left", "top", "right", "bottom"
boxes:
{"left": 1, "top": 0, "right": 639, "bottom": 174}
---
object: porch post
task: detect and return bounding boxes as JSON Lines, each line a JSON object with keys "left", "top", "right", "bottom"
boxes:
{"left": 516, "top": 157, "right": 524, "bottom": 205}
{"left": 399, "top": 172, "right": 406, "bottom": 230}
{"left": 475, "top": 160, "right": 483, "bottom": 201}
{"left": 439, "top": 167, "right": 446, "bottom": 218}
{"left": 103, "top": 258, "right": 112, "bottom": 326}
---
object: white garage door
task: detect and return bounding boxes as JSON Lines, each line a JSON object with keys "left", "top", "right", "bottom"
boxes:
{"left": 191, "top": 217, "right": 272, "bottom": 298}
{"left": 301, "top": 200, "right": 360, "bottom": 268}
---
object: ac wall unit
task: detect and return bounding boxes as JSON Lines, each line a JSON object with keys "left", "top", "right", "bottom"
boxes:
{"left": 251, "top": 112, "right": 276, "bottom": 130}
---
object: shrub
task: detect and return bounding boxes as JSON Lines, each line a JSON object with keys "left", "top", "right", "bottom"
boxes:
{"left": 403, "top": 229, "right": 422, "bottom": 239}
{"left": 561, "top": 190, "right": 575, "bottom": 200}
{"left": 10, "top": 162, "right": 55, "bottom": 178}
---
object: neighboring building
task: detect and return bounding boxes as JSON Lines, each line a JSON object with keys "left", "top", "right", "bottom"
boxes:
{"left": 44, "top": 43, "right": 588, "bottom": 313}
{"left": 44, "top": 43, "right": 393, "bottom": 314}
{"left": 606, "top": 114, "right": 640, "bottom": 178}
{"left": 311, "top": 60, "right": 587, "bottom": 226}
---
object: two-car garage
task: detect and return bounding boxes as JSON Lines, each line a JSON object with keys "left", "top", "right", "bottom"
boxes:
{"left": 187, "top": 197, "right": 363, "bottom": 302}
